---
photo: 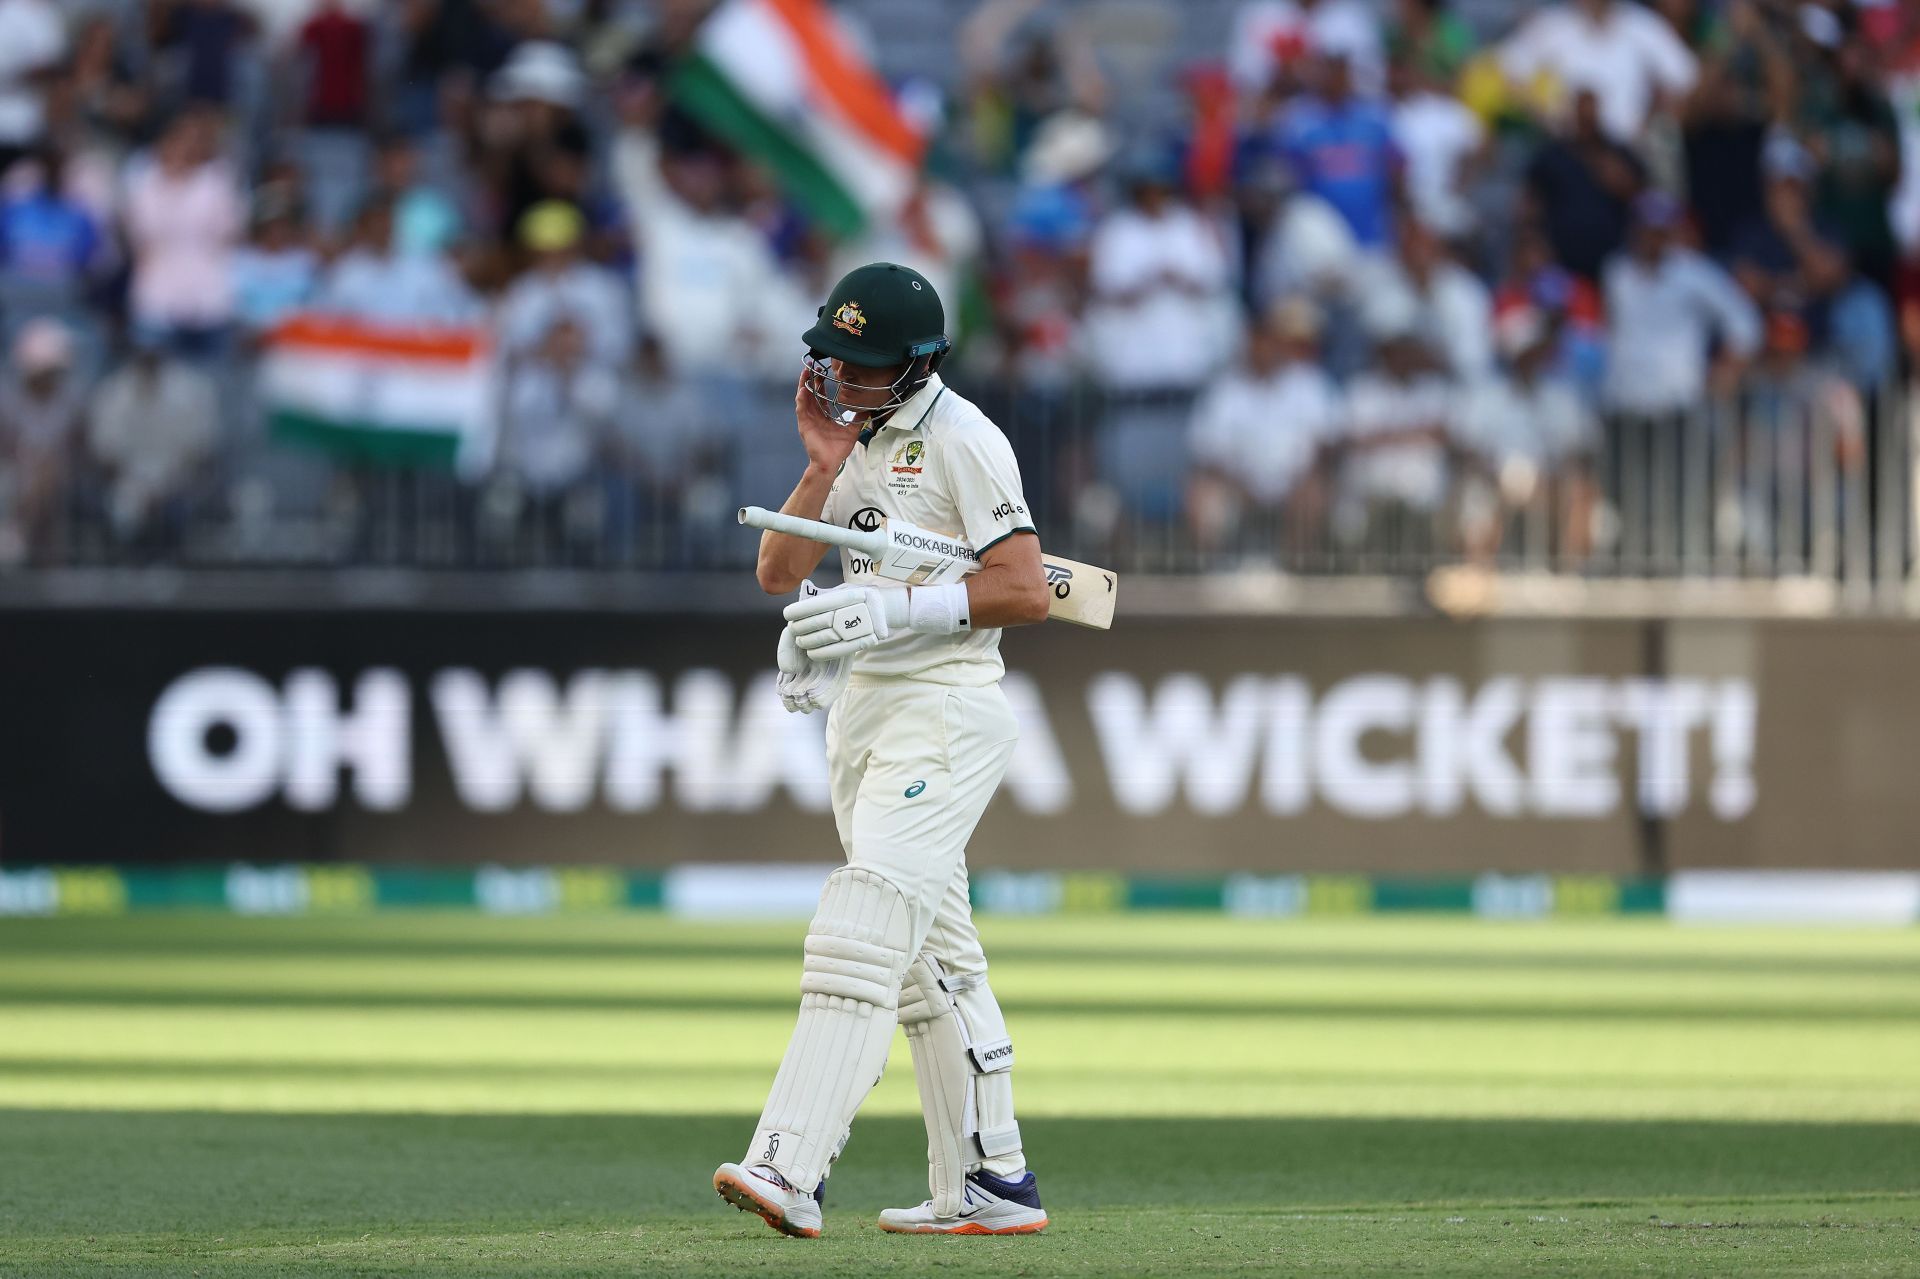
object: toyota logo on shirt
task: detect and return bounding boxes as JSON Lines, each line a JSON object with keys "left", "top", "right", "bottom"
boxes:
{"left": 849, "top": 507, "right": 884, "bottom": 533}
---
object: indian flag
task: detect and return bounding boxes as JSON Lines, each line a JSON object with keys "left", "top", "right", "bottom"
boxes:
{"left": 672, "top": 0, "right": 924, "bottom": 239}
{"left": 262, "top": 315, "right": 496, "bottom": 471}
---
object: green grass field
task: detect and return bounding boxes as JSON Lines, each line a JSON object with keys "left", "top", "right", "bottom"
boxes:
{"left": 0, "top": 913, "right": 1915, "bottom": 1276}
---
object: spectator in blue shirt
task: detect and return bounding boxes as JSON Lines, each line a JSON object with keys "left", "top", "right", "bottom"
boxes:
{"left": 0, "top": 149, "right": 103, "bottom": 298}
{"left": 1274, "top": 52, "right": 1401, "bottom": 249}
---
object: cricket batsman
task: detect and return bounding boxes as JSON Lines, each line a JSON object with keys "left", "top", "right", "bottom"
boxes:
{"left": 712, "top": 262, "right": 1051, "bottom": 1237}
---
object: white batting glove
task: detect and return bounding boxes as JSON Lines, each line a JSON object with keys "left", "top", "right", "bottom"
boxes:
{"left": 775, "top": 582, "right": 851, "bottom": 713}
{"left": 782, "top": 582, "right": 969, "bottom": 664}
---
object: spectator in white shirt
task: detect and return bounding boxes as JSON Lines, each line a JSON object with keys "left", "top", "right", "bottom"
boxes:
{"left": 315, "top": 193, "right": 481, "bottom": 326}
{"left": 1602, "top": 191, "right": 1760, "bottom": 415}
{"left": 1359, "top": 216, "right": 1494, "bottom": 381}
{"left": 611, "top": 123, "right": 786, "bottom": 378}
{"left": 1083, "top": 152, "right": 1235, "bottom": 393}
{"left": 498, "top": 200, "right": 633, "bottom": 368}
{"left": 1332, "top": 298, "right": 1459, "bottom": 549}
{"left": 1499, "top": 0, "right": 1696, "bottom": 144}
{"left": 1388, "top": 54, "right": 1486, "bottom": 242}
{"left": 1453, "top": 305, "right": 1600, "bottom": 565}
{"left": 1187, "top": 297, "right": 1341, "bottom": 558}
{"left": 87, "top": 337, "right": 220, "bottom": 551}
{"left": 0, "top": 0, "right": 65, "bottom": 168}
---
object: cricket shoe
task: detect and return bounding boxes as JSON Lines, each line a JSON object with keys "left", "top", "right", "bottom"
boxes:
{"left": 876, "top": 1168, "right": 1048, "bottom": 1235}
{"left": 713, "top": 1161, "right": 823, "bottom": 1238}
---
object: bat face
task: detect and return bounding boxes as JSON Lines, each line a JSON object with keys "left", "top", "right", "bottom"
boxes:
{"left": 1038, "top": 556, "right": 1117, "bottom": 630}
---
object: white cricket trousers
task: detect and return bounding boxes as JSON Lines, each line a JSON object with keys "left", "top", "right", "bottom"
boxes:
{"left": 825, "top": 676, "right": 1020, "bottom": 960}
{"left": 743, "top": 675, "right": 1019, "bottom": 1194}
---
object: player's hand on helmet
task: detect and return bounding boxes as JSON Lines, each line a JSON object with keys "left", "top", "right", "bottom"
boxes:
{"left": 795, "top": 362, "right": 858, "bottom": 475}
{"left": 783, "top": 583, "right": 912, "bottom": 663}
{"left": 775, "top": 582, "right": 851, "bottom": 713}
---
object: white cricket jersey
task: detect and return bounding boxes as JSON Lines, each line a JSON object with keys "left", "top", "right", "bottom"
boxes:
{"left": 821, "top": 374, "right": 1036, "bottom": 686}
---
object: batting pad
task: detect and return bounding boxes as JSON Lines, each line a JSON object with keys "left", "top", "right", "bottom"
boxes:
{"left": 897, "top": 955, "right": 1023, "bottom": 1217}
{"left": 748, "top": 867, "right": 913, "bottom": 1192}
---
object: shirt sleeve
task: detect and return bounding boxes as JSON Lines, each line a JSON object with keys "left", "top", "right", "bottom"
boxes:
{"left": 1637, "top": 10, "right": 1698, "bottom": 97}
{"left": 820, "top": 469, "right": 840, "bottom": 527}
{"left": 1688, "top": 255, "right": 1762, "bottom": 359}
{"left": 946, "top": 420, "right": 1035, "bottom": 555}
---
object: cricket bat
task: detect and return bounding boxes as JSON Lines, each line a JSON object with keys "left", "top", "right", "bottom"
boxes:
{"left": 737, "top": 506, "right": 1117, "bottom": 630}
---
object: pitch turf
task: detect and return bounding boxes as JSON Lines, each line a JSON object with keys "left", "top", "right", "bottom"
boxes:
{"left": 0, "top": 915, "right": 1914, "bottom": 1276}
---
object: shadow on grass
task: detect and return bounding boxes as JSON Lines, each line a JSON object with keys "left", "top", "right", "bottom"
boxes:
{"left": 1, "top": 984, "right": 1912, "bottom": 1021}
{"left": 3, "top": 1110, "right": 1914, "bottom": 1238}
{"left": 3, "top": 921, "right": 1914, "bottom": 982}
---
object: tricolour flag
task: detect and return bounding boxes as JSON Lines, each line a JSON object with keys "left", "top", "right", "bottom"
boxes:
{"left": 672, "top": 0, "right": 924, "bottom": 239}
{"left": 263, "top": 315, "right": 495, "bottom": 470}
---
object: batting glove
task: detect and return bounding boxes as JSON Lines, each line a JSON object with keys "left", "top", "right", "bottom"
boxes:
{"left": 775, "top": 582, "right": 851, "bottom": 713}
{"left": 783, "top": 582, "right": 969, "bottom": 663}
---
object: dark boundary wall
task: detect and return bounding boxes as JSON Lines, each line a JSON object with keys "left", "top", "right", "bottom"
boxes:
{"left": 0, "top": 610, "right": 1911, "bottom": 870}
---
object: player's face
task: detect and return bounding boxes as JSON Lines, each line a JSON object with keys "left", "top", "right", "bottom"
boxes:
{"left": 827, "top": 359, "right": 909, "bottom": 411}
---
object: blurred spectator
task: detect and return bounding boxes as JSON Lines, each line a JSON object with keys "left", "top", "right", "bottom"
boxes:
{"left": 315, "top": 194, "right": 480, "bottom": 325}
{"left": 1727, "top": 138, "right": 1855, "bottom": 343}
{"left": 373, "top": 135, "right": 465, "bottom": 261}
{"left": 1499, "top": 0, "right": 1698, "bottom": 143}
{"left": 1602, "top": 192, "right": 1761, "bottom": 414}
{"left": 60, "top": 14, "right": 151, "bottom": 161}
{"left": 296, "top": 0, "right": 371, "bottom": 128}
{"left": 156, "top": 0, "right": 260, "bottom": 111}
{"left": 1734, "top": 302, "right": 1868, "bottom": 557}
{"left": 1453, "top": 306, "right": 1600, "bottom": 564}
{"left": 230, "top": 185, "right": 318, "bottom": 336}
{"left": 480, "top": 40, "right": 592, "bottom": 249}
{"left": 488, "top": 314, "right": 621, "bottom": 559}
{"left": 0, "top": 0, "right": 65, "bottom": 172}
{"left": 0, "top": 318, "right": 81, "bottom": 564}
{"left": 1186, "top": 297, "right": 1339, "bottom": 557}
{"left": 1389, "top": 52, "right": 1487, "bottom": 243}
{"left": 1331, "top": 305, "right": 1458, "bottom": 549}
{"left": 289, "top": 0, "right": 375, "bottom": 236}
{"left": 1680, "top": 0, "right": 1784, "bottom": 259}
{"left": 1384, "top": 0, "right": 1477, "bottom": 87}
{"left": 999, "top": 111, "right": 1111, "bottom": 389}
{"left": 611, "top": 124, "right": 785, "bottom": 376}
{"left": 1493, "top": 224, "right": 1608, "bottom": 398}
{"left": 1083, "top": 150, "right": 1235, "bottom": 392}
{"left": 959, "top": 1, "right": 1108, "bottom": 175}
{"left": 1230, "top": 0, "right": 1385, "bottom": 98}
{"left": 1008, "top": 110, "right": 1110, "bottom": 258}
{"left": 1081, "top": 151, "right": 1236, "bottom": 527}
{"left": 1795, "top": 22, "right": 1903, "bottom": 285}
{"left": 1250, "top": 158, "right": 1363, "bottom": 310}
{"left": 394, "top": 0, "right": 512, "bottom": 135}
{"left": 499, "top": 314, "right": 618, "bottom": 496}
{"left": 86, "top": 337, "right": 220, "bottom": 550}
{"left": 1524, "top": 89, "right": 1647, "bottom": 280}
{"left": 0, "top": 148, "right": 108, "bottom": 313}
{"left": 122, "top": 108, "right": 245, "bottom": 360}
{"left": 1358, "top": 217, "right": 1494, "bottom": 381}
{"left": 1275, "top": 52, "right": 1402, "bottom": 249}
{"left": 499, "top": 200, "right": 632, "bottom": 367}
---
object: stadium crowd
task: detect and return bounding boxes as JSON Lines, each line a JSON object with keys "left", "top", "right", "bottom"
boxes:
{"left": 0, "top": 0, "right": 1914, "bottom": 570}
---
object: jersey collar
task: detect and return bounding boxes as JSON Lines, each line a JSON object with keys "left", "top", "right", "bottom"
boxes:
{"left": 859, "top": 373, "right": 946, "bottom": 447}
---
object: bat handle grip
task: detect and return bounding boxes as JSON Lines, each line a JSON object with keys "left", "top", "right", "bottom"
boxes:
{"left": 737, "top": 506, "right": 885, "bottom": 555}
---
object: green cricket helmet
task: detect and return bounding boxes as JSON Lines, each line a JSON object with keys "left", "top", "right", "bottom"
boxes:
{"left": 801, "top": 261, "right": 951, "bottom": 426}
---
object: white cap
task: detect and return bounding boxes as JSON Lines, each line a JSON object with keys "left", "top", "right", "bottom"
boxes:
{"left": 491, "top": 41, "right": 587, "bottom": 108}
